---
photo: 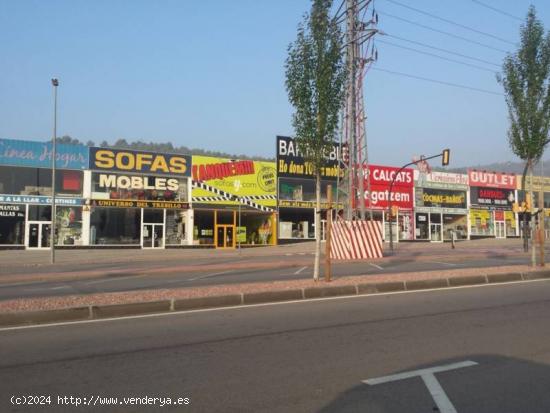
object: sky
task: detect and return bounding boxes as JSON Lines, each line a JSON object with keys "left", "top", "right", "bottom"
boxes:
{"left": 1, "top": 0, "right": 549, "bottom": 167}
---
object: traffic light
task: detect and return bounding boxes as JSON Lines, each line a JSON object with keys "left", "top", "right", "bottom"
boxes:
{"left": 391, "top": 205, "right": 399, "bottom": 217}
{"left": 525, "top": 194, "right": 532, "bottom": 212}
{"left": 512, "top": 202, "right": 520, "bottom": 213}
{"left": 442, "top": 149, "right": 450, "bottom": 166}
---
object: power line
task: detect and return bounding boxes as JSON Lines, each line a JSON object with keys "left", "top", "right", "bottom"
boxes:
{"left": 470, "top": 0, "right": 523, "bottom": 22}
{"left": 383, "top": 0, "right": 516, "bottom": 45}
{"left": 379, "top": 11, "right": 510, "bottom": 53}
{"left": 378, "top": 39, "right": 499, "bottom": 73}
{"left": 388, "top": 34, "right": 501, "bottom": 67}
{"left": 372, "top": 66, "right": 504, "bottom": 96}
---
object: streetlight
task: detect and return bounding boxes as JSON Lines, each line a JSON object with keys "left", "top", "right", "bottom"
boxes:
{"left": 50, "top": 78, "right": 59, "bottom": 264}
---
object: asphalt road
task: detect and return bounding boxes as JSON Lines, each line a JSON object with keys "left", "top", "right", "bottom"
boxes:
{"left": 2, "top": 280, "right": 550, "bottom": 412}
{"left": 0, "top": 252, "right": 531, "bottom": 300}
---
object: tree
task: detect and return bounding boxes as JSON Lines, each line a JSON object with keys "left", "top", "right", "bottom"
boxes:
{"left": 285, "top": 0, "right": 347, "bottom": 281}
{"left": 497, "top": 6, "right": 550, "bottom": 259}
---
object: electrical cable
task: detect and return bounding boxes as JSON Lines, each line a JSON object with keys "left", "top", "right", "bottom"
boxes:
{"left": 387, "top": 34, "right": 501, "bottom": 67}
{"left": 378, "top": 39, "right": 499, "bottom": 73}
{"left": 383, "top": 0, "right": 516, "bottom": 45}
{"left": 372, "top": 66, "right": 504, "bottom": 96}
{"left": 379, "top": 10, "right": 510, "bottom": 53}
{"left": 470, "top": 0, "right": 523, "bottom": 22}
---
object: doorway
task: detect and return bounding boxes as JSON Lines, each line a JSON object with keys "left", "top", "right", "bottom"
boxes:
{"left": 495, "top": 221, "right": 506, "bottom": 238}
{"left": 430, "top": 223, "right": 442, "bottom": 242}
{"left": 26, "top": 221, "right": 51, "bottom": 249}
{"left": 216, "top": 225, "right": 235, "bottom": 248}
{"left": 142, "top": 224, "right": 164, "bottom": 248}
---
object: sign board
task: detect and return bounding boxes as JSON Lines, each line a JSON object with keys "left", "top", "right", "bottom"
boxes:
{"left": 89, "top": 147, "right": 191, "bottom": 177}
{"left": 90, "top": 199, "right": 189, "bottom": 209}
{"left": 0, "top": 138, "right": 88, "bottom": 170}
{"left": 0, "top": 203, "right": 25, "bottom": 218}
{"left": 363, "top": 165, "right": 414, "bottom": 210}
{"left": 470, "top": 187, "right": 515, "bottom": 208}
{"left": 0, "top": 194, "right": 83, "bottom": 206}
{"left": 276, "top": 136, "right": 341, "bottom": 180}
{"left": 414, "top": 170, "right": 468, "bottom": 190}
{"left": 192, "top": 155, "right": 276, "bottom": 208}
{"left": 415, "top": 188, "right": 467, "bottom": 209}
{"left": 468, "top": 170, "right": 516, "bottom": 189}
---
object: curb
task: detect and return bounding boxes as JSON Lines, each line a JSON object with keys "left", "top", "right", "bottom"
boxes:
{"left": 2, "top": 270, "right": 550, "bottom": 327}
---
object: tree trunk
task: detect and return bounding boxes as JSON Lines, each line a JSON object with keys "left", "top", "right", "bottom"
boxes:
{"left": 530, "top": 164, "right": 536, "bottom": 267}
{"left": 521, "top": 161, "right": 529, "bottom": 253}
{"left": 313, "top": 171, "right": 321, "bottom": 281}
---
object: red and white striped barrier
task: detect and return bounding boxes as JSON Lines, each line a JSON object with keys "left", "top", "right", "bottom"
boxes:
{"left": 330, "top": 219, "right": 383, "bottom": 260}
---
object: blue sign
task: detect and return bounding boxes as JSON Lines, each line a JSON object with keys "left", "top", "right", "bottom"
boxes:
{"left": 0, "top": 138, "right": 89, "bottom": 170}
{"left": 0, "top": 194, "right": 83, "bottom": 205}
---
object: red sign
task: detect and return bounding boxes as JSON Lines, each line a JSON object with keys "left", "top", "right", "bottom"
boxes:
{"left": 192, "top": 160, "right": 255, "bottom": 181}
{"left": 362, "top": 165, "right": 414, "bottom": 210}
{"left": 369, "top": 164, "right": 414, "bottom": 187}
{"left": 468, "top": 170, "right": 516, "bottom": 189}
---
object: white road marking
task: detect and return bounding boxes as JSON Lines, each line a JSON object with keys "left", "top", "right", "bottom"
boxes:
{"left": 364, "top": 360, "right": 478, "bottom": 413}
{"left": 84, "top": 274, "right": 149, "bottom": 285}
{"left": 187, "top": 270, "right": 233, "bottom": 282}
{"left": 430, "top": 261, "right": 458, "bottom": 266}
{"left": 368, "top": 263, "right": 384, "bottom": 270}
{"left": 0, "top": 278, "right": 547, "bottom": 332}
{"left": 294, "top": 266, "right": 307, "bottom": 275}
{"left": 50, "top": 285, "right": 70, "bottom": 290}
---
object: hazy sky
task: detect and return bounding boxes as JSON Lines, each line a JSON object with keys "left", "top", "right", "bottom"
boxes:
{"left": 1, "top": 0, "right": 549, "bottom": 167}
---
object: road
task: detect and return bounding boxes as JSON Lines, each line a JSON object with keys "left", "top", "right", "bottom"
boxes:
{"left": 2, "top": 279, "right": 550, "bottom": 412}
{"left": 0, "top": 251, "right": 531, "bottom": 300}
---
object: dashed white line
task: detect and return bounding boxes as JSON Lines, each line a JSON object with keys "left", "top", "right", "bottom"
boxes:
{"left": 85, "top": 274, "right": 149, "bottom": 285}
{"left": 294, "top": 266, "right": 308, "bottom": 275}
{"left": 187, "top": 270, "right": 234, "bottom": 282}
{"left": 430, "top": 261, "right": 458, "bottom": 267}
{"left": 50, "top": 285, "right": 71, "bottom": 290}
{"left": 369, "top": 263, "right": 384, "bottom": 270}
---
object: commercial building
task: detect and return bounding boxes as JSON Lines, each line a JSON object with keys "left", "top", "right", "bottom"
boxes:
{"left": 468, "top": 170, "right": 518, "bottom": 238}
{"left": 191, "top": 155, "right": 277, "bottom": 248}
{"left": 414, "top": 170, "right": 469, "bottom": 241}
{"left": 276, "top": 136, "right": 341, "bottom": 242}
{"left": 0, "top": 138, "right": 87, "bottom": 249}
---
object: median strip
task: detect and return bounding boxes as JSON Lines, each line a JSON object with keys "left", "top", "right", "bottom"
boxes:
{"left": 1, "top": 267, "right": 549, "bottom": 327}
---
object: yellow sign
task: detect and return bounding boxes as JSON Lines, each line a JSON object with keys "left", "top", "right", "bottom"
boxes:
{"left": 90, "top": 147, "right": 191, "bottom": 176}
{"left": 191, "top": 155, "right": 276, "bottom": 207}
{"left": 517, "top": 175, "right": 550, "bottom": 190}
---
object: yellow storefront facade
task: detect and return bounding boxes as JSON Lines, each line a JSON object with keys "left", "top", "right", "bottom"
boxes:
{"left": 191, "top": 155, "right": 277, "bottom": 248}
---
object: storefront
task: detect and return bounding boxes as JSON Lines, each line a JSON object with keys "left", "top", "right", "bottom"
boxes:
{"left": 363, "top": 164, "right": 414, "bottom": 242}
{"left": 414, "top": 171, "right": 469, "bottom": 242}
{"left": 276, "top": 136, "right": 341, "bottom": 242}
{"left": 517, "top": 175, "right": 550, "bottom": 238}
{"left": 192, "top": 155, "right": 277, "bottom": 248}
{"left": 0, "top": 138, "right": 87, "bottom": 249}
{"left": 468, "top": 170, "right": 517, "bottom": 238}
{"left": 87, "top": 147, "right": 192, "bottom": 248}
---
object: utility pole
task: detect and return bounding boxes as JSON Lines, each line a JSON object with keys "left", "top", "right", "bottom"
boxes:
{"left": 340, "top": 0, "right": 378, "bottom": 221}
{"left": 50, "top": 78, "right": 59, "bottom": 264}
{"left": 345, "top": 0, "right": 357, "bottom": 221}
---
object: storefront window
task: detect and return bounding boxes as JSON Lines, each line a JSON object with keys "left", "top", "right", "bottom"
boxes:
{"left": 143, "top": 209, "right": 164, "bottom": 223}
{"left": 279, "top": 209, "right": 314, "bottom": 239}
{"left": 0, "top": 204, "right": 25, "bottom": 244}
{"left": 0, "top": 166, "right": 82, "bottom": 196}
{"left": 398, "top": 211, "right": 414, "bottom": 240}
{"left": 240, "top": 212, "right": 274, "bottom": 245}
{"left": 216, "top": 210, "right": 234, "bottom": 225}
{"left": 278, "top": 178, "right": 334, "bottom": 203}
{"left": 28, "top": 205, "right": 51, "bottom": 221}
{"left": 166, "top": 210, "right": 187, "bottom": 245}
{"left": 194, "top": 210, "right": 214, "bottom": 245}
{"left": 470, "top": 209, "right": 493, "bottom": 236}
{"left": 415, "top": 213, "right": 429, "bottom": 240}
{"left": 443, "top": 214, "right": 468, "bottom": 240}
{"left": 90, "top": 208, "right": 140, "bottom": 245}
{"left": 55, "top": 206, "right": 83, "bottom": 245}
